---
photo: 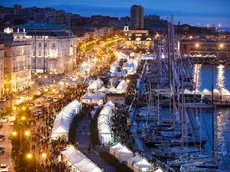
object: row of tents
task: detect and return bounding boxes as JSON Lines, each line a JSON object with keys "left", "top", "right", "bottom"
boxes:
{"left": 51, "top": 100, "right": 82, "bottom": 140}
{"left": 97, "top": 101, "right": 115, "bottom": 144}
{"left": 61, "top": 145, "right": 102, "bottom": 172}
{"left": 109, "top": 143, "right": 163, "bottom": 172}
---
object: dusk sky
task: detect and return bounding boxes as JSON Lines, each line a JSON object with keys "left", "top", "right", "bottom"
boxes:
{"left": 1, "top": 0, "right": 230, "bottom": 27}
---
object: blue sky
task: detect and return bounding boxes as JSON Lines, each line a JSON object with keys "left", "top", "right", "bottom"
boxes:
{"left": 1, "top": 0, "right": 230, "bottom": 27}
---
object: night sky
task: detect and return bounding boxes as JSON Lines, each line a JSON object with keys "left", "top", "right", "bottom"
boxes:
{"left": 1, "top": 0, "right": 230, "bottom": 27}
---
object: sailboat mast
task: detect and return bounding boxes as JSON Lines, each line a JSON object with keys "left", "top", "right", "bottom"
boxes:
{"left": 157, "top": 83, "right": 160, "bottom": 125}
{"left": 211, "top": 64, "right": 215, "bottom": 159}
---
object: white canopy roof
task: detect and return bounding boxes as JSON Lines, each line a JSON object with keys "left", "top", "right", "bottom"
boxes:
{"left": 51, "top": 100, "right": 82, "bottom": 139}
{"left": 98, "top": 86, "right": 109, "bottom": 93}
{"left": 133, "top": 158, "right": 153, "bottom": 172}
{"left": 127, "top": 154, "right": 144, "bottom": 170}
{"left": 154, "top": 168, "right": 164, "bottom": 172}
{"left": 109, "top": 142, "right": 123, "bottom": 155}
{"left": 202, "top": 89, "right": 211, "bottom": 95}
{"left": 61, "top": 145, "right": 102, "bottom": 172}
{"left": 81, "top": 92, "right": 105, "bottom": 100}
{"left": 114, "top": 145, "right": 133, "bottom": 162}
{"left": 116, "top": 80, "right": 127, "bottom": 93}
{"left": 98, "top": 101, "right": 115, "bottom": 144}
{"left": 88, "top": 78, "right": 104, "bottom": 90}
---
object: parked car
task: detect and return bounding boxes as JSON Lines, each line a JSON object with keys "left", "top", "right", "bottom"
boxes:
{"left": 53, "top": 97, "right": 59, "bottom": 102}
{"left": 47, "top": 97, "right": 53, "bottom": 101}
{"left": 29, "top": 102, "right": 35, "bottom": 107}
{"left": 9, "top": 121, "right": 14, "bottom": 126}
{"left": 0, "top": 135, "right": 5, "bottom": 141}
{"left": 0, "top": 164, "right": 8, "bottom": 172}
{"left": 0, "top": 147, "right": 5, "bottom": 155}
{"left": 0, "top": 98, "right": 6, "bottom": 102}
{"left": 35, "top": 101, "right": 42, "bottom": 107}
{"left": 0, "top": 117, "right": 8, "bottom": 123}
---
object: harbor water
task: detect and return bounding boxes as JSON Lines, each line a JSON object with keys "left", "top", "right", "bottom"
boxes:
{"left": 193, "top": 64, "right": 230, "bottom": 170}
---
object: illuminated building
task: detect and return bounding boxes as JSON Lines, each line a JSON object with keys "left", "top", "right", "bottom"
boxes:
{"left": 0, "top": 39, "right": 4, "bottom": 98}
{"left": 123, "top": 26, "right": 152, "bottom": 48}
{"left": 18, "top": 23, "right": 77, "bottom": 74}
{"left": 180, "top": 34, "right": 230, "bottom": 60}
{"left": 2, "top": 27, "right": 31, "bottom": 93}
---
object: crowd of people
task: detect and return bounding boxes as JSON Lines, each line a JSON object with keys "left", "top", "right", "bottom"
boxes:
{"left": 13, "top": 83, "right": 87, "bottom": 171}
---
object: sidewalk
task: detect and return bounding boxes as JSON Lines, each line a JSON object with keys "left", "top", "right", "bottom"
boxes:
{"left": 76, "top": 117, "right": 116, "bottom": 172}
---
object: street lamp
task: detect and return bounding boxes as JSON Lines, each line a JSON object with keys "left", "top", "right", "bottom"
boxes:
{"left": 219, "top": 44, "right": 224, "bottom": 49}
{"left": 25, "top": 131, "right": 31, "bottom": 137}
{"left": 21, "top": 116, "right": 26, "bottom": 121}
{"left": 195, "top": 43, "right": 200, "bottom": 48}
{"left": 27, "top": 153, "right": 32, "bottom": 159}
{"left": 12, "top": 131, "right": 17, "bottom": 136}
{"left": 41, "top": 153, "right": 47, "bottom": 159}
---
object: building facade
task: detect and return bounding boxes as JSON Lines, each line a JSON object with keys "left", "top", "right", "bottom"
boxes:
{"left": 0, "top": 42, "right": 4, "bottom": 98}
{"left": 3, "top": 27, "right": 32, "bottom": 93}
{"left": 18, "top": 23, "right": 77, "bottom": 74}
{"left": 123, "top": 26, "right": 152, "bottom": 48}
{"left": 130, "top": 5, "right": 144, "bottom": 30}
{"left": 27, "top": 33, "right": 76, "bottom": 74}
{"left": 180, "top": 34, "right": 230, "bottom": 59}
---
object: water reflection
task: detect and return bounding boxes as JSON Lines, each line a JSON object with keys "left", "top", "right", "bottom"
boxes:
{"left": 217, "top": 65, "right": 225, "bottom": 90}
{"left": 193, "top": 64, "right": 202, "bottom": 93}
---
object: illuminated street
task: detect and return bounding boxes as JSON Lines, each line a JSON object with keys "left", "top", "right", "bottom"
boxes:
{"left": 0, "top": 1, "right": 230, "bottom": 172}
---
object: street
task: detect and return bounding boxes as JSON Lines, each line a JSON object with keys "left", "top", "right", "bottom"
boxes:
{"left": 0, "top": 119, "right": 13, "bottom": 171}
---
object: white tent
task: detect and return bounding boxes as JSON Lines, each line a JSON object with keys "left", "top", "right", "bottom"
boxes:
{"left": 61, "top": 145, "right": 102, "bottom": 172}
{"left": 62, "top": 146, "right": 85, "bottom": 163}
{"left": 154, "top": 168, "right": 164, "bottom": 172}
{"left": 109, "top": 142, "right": 123, "bottom": 155}
{"left": 81, "top": 92, "right": 104, "bottom": 105}
{"left": 51, "top": 100, "right": 82, "bottom": 140}
{"left": 98, "top": 86, "right": 109, "bottom": 93}
{"left": 114, "top": 145, "right": 133, "bottom": 162}
{"left": 127, "top": 154, "right": 143, "bottom": 169}
{"left": 87, "top": 78, "right": 104, "bottom": 92}
{"left": 202, "top": 89, "right": 211, "bottom": 95}
{"left": 98, "top": 101, "right": 115, "bottom": 144}
{"left": 116, "top": 80, "right": 127, "bottom": 93}
{"left": 133, "top": 158, "right": 154, "bottom": 172}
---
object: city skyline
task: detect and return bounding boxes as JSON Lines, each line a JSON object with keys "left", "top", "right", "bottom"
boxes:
{"left": 1, "top": 0, "right": 230, "bottom": 27}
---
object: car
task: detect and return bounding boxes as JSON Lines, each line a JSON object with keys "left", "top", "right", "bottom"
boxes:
{"left": 0, "top": 147, "right": 5, "bottom": 155}
{"left": 0, "top": 135, "right": 5, "bottom": 141}
{"left": 29, "top": 102, "right": 35, "bottom": 107}
{"left": 0, "top": 98, "right": 6, "bottom": 102}
{"left": 0, "top": 117, "right": 8, "bottom": 123}
{"left": 35, "top": 101, "right": 42, "bottom": 107}
{"left": 9, "top": 121, "right": 14, "bottom": 126}
{"left": 0, "top": 164, "right": 8, "bottom": 172}
{"left": 53, "top": 97, "right": 59, "bottom": 102}
{"left": 47, "top": 97, "right": 53, "bottom": 101}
